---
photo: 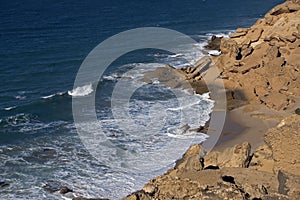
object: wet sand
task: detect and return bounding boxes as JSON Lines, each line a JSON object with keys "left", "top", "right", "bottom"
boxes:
{"left": 213, "top": 103, "right": 286, "bottom": 152}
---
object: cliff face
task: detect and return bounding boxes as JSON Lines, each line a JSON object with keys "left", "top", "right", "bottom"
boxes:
{"left": 214, "top": 0, "right": 300, "bottom": 110}
{"left": 122, "top": 1, "right": 300, "bottom": 200}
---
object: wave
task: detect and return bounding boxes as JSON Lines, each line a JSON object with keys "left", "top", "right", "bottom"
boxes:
{"left": 41, "top": 92, "right": 65, "bottom": 99}
{"left": 169, "top": 53, "right": 185, "bottom": 58}
{"left": 2, "top": 106, "right": 17, "bottom": 111}
{"left": 166, "top": 131, "right": 209, "bottom": 140}
{"left": 14, "top": 95, "right": 26, "bottom": 100}
{"left": 0, "top": 113, "right": 32, "bottom": 127}
{"left": 67, "top": 84, "right": 93, "bottom": 97}
{"left": 205, "top": 30, "right": 234, "bottom": 39}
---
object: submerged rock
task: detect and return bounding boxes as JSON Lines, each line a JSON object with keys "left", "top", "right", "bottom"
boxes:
{"left": 0, "top": 181, "right": 9, "bottom": 188}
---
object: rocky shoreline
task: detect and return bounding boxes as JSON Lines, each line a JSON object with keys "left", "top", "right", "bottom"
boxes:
{"left": 68, "top": 1, "right": 300, "bottom": 199}
{"left": 121, "top": 1, "right": 300, "bottom": 200}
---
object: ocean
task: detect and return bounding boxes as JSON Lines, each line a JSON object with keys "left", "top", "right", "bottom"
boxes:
{"left": 0, "top": 0, "right": 284, "bottom": 199}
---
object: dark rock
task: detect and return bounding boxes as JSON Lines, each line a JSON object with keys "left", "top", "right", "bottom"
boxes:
{"left": 178, "top": 124, "right": 190, "bottom": 134}
{"left": 277, "top": 170, "right": 300, "bottom": 198}
{"left": 278, "top": 170, "right": 289, "bottom": 195}
{"left": 60, "top": 186, "right": 73, "bottom": 194}
{"left": 222, "top": 175, "right": 235, "bottom": 184}
{"left": 0, "top": 181, "right": 9, "bottom": 188}
{"left": 205, "top": 35, "right": 222, "bottom": 51}
{"left": 295, "top": 108, "right": 300, "bottom": 115}
{"left": 42, "top": 181, "right": 62, "bottom": 193}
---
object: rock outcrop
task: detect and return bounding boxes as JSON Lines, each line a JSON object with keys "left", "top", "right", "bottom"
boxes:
{"left": 211, "top": 0, "right": 300, "bottom": 110}
{"left": 122, "top": 1, "right": 300, "bottom": 199}
{"left": 175, "top": 0, "right": 300, "bottom": 111}
{"left": 123, "top": 113, "right": 300, "bottom": 200}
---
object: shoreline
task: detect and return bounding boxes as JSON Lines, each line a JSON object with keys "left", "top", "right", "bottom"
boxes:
{"left": 214, "top": 103, "right": 283, "bottom": 152}
{"left": 121, "top": 0, "right": 300, "bottom": 199}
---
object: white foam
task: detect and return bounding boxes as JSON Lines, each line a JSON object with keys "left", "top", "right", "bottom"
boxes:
{"left": 68, "top": 84, "right": 93, "bottom": 97}
{"left": 3, "top": 106, "right": 16, "bottom": 111}
{"left": 208, "top": 50, "right": 221, "bottom": 56}
{"left": 169, "top": 53, "right": 185, "bottom": 58}
{"left": 166, "top": 131, "right": 209, "bottom": 140}
{"left": 41, "top": 92, "right": 65, "bottom": 99}
{"left": 15, "top": 95, "right": 26, "bottom": 100}
{"left": 205, "top": 30, "right": 234, "bottom": 39}
{"left": 41, "top": 94, "right": 56, "bottom": 99}
{"left": 102, "top": 73, "right": 120, "bottom": 81}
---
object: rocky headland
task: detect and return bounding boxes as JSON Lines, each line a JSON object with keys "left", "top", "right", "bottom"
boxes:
{"left": 121, "top": 1, "right": 300, "bottom": 200}
{"left": 67, "top": 1, "right": 300, "bottom": 199}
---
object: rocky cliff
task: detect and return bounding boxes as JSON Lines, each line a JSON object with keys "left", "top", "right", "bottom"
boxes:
{"left": 212, "top": 0, "right": 300, "bottom": 111}
{"left": 122, "top": 1, "right": 300, "bottom": 200}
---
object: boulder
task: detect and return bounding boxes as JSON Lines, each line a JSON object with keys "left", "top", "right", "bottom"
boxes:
{"left": 0, "top": 181, "right": 9, "bottom": 188}
{"left": 204, "top": 142, "right": 251, "bottom": 168}
{"left": 205, "top": 35, "right": 222, "bottom": 51}
{"left": 173, "top": 144, "right": 205, "bottom": 172}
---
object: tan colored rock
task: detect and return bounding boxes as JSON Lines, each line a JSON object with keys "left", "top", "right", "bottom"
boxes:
{"left": 229, "top": 31, "right": 247, "bottom": 38}
{"left": 204, "top": 142, "right": 251, "bottom": 168}
{"left": 265, "top": 115, "right": 300, "bottom": 175}
{"left": 220, "top": 38, "right": 239, "bottom": 58}
{"left": 249, "top": 145, "right": 274, "bottom": 173}
{"left": 241, "top": 46, "right": 253, "bottom": 58}
{"left": 260, "top": 92, "right": 289, "bottom": 110}
{"left": 221, "top": 168, "right": 279, "bottom": 195}
{"left": 173, "top": 144, "right": 204, "bottom": 173}
{"left": 187, "top": 56, "right": 211, "bottom": 79}
{"left": 236, "top": 28, "right": 250, "bottom": 33}
{"left": 246, "top": 28, "right": 263, "bottom": 43}
{"left": 254, "top": 85, "right": 269, "bottom": 97}
{"left": 142, "top": 184, "right": 156, "bottom": 195}
{"left": 285, "top": 47, "right": 300, "bottom": 67}
{"left": 292, "top": 31, "right": 300, "bottom": 39}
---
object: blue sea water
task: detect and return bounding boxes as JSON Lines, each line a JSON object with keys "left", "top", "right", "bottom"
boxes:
{"left": 0, "top": 0, "right": 284, "bottom": 199}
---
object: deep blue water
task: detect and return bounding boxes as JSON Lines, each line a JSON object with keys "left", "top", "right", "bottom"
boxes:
{"left": 0, "top": 0, "right": 284, "bottom": 199}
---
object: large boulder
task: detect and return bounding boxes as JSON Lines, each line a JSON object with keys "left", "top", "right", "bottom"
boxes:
{"left": 204, "top": 142, "right": 251, "bottom": 168}
{"left": 205, "top": 35, "right": 222, "bottom": 51}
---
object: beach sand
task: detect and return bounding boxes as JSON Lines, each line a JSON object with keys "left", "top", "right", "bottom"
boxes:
{"left": 213, "top": 104, "right": 284, "bottom": 152}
